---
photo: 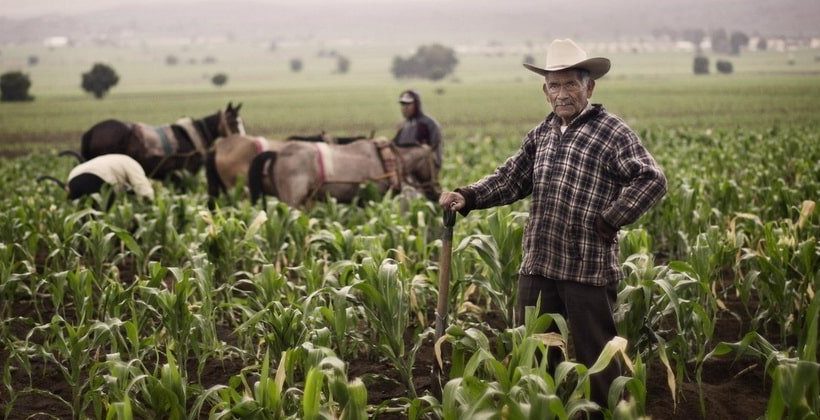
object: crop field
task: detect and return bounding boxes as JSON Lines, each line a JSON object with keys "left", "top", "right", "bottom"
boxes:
{"left": 0, "top": 42, "right": 819, "bottom": 419}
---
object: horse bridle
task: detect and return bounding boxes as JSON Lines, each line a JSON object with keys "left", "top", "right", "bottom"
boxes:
{"left": 145, "top": 111, "right": 240, "bottom": 178}
{"left": 218, "top": 110, "right": 245, "bottom": 138}
{"left": 392, "top": 144, "right": 439, "bottom": 191}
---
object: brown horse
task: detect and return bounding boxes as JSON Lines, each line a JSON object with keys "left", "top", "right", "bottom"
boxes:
{"left": 204, "top": 131, "right": 370, "bottom": 199}
{"left": 247, "top": 138, "right": 441, "bottom": 207}
{"left": 73, "top": 102, "right": 245, "bottom": 179}
{"left": 205, "top": 134, "right": 286, "bottom": 199}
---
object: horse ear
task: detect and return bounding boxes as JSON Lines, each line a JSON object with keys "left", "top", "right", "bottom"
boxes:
{"left": 235, "top": 102, "right": 242, "bottom": 112}
{"left": 226, "top": 101, "right": 234, "bottom": 111}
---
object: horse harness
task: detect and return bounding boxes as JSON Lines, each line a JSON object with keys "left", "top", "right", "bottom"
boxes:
{"left": 373, "top": 139, "right": 402, "bottom": 192}
{"left": 138, "top": 111, "right": 234, "bottom": 178}
{"left": 303, "top": 139, "right": 404, "bottom": 204}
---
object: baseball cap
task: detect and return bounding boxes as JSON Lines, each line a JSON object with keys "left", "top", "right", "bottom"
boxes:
{"left": 398, "top": 92, "right": 415, "bottom": 104}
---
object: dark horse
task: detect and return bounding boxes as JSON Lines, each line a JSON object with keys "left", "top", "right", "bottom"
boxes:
{"left": 65, "top": 102, "right": 245, "bottom": 179}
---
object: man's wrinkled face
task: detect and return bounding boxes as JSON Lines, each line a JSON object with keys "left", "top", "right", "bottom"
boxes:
{"left": 543, "top": 70, "right": 595, "bottom": 124}
{"left": 400, "top": 102, "right": 416, "bottom": 118}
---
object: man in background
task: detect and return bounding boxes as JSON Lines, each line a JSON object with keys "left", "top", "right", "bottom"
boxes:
{"left": 393, "top": 89, "right": 443, "bottom": 169}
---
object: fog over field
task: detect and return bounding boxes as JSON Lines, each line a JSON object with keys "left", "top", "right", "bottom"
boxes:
{"left": 1, "top": 0, "right": 818, "bottom": 45}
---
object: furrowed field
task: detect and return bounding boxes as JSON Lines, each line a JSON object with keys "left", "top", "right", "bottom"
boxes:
{"left": 1, "top": 42, "right": 819, "bottom": 419}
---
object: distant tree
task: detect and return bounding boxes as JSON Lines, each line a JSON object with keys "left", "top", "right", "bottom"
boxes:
{"left": 523, "top": 54, "right": 536, "bottom": 66}
{"left": 756, "top": 38, "right": 768, "bottom": 51}
{"left": 391, "top": 44, "right": 458, "bottom": 81}
{"left": 268, "top": 41, "right": 277, "bottom": 52}
{"left": 729, "top": 31, "right": 750, "bottom": 55}
{"left": 711, "top": 29, "right": 730, "bottom": 54}
{"left": 693, "top": 56, "right": 709, "bottom": 75}
{"left": 28, "top": 55, "right": 39, "bottom": 66}
{"left": 211, "top": 73, "right": 228, "bottom": 87}
{"left": 716, "top": 60, "right": 733, "bottom": 74}
{"left": 166, "top": 55, "right": 179, "bottom": 66}
{"left": 1, "top": 71, "right": 34, "bottom": 102}
{"left": 290, "top": 58, "right": 303, "bottom": 73}
{"left": 81, "top": 63, "right": 119, "bottom": 99}
{"left": 336, "top": 55, "right": 350, "bottom": 74}
{"left": 203, "top": 56, "right": 217, "bottom": 64}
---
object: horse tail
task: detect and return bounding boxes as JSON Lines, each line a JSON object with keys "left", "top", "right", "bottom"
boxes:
{"left": 37, "top": 175, "right": 67, "bottom": 191}
{"left": 58, "top": 150, "right": 84, "bottom": 163}
{"left": 248, "top": 151, "right": 277, "bottom": 204}
{"left": 205, "top": 151, "right": 226, "bottom": 198}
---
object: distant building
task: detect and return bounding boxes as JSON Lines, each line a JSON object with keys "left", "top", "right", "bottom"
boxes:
{"left": 43, "top": 36, "right": 69, "bottom": 48}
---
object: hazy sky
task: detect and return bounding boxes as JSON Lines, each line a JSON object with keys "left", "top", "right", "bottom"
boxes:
{"left": 0, "top": 0, "right": 416, "bottom": 18}
{"left": 2, "top": 0, "right": 211, "bottom": 17}
{"left": 2, "top": 0, "right": 817, "bottom": 42}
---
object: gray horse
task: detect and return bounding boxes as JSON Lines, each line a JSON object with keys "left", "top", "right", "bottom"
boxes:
{"left": 247, "top": 138, "right": 440, "bottom": 207}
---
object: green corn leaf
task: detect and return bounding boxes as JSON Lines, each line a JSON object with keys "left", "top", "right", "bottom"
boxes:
{"left": 302, "top": 367, "right": 325, "bottom": 420}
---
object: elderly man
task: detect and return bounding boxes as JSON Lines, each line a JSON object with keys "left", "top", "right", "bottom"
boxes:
{"left": 392, "top": 89, "right": 443, "bottom": 169}
{"left": 439, "top": 39, "right": 667, "bottom": 413}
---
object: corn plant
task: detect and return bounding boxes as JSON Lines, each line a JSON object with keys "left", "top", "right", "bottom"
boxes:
{"left": 137, "top": 351, "right": 194, "bottom": 420}
{"left": 137, "top": 266, "right": 218, "bottom": 370}
{"left": 205, "top": 349, "right": 295, "bottom": 419}
{"left": 438, "top": 304, "right": 634, "bottom": 419}
{"left": 352, "top": 258, "right": 432, "bottom": 398}
{"left": 259, "top": 200, "right": 312, "bottom": 267}
{"left": 17, "top": 314, "right": 126, "bottom": 419}
{"left": 738, "top": 210, "right": 818, "bottom": 345}
{"left": 706, "top": 330, "right": 819, "bottom": 419}
{"left": 451, "top": 208, "right": 526, "bottom": 328}
{"left": 300, "top": 356, "right": 369, "bottom": 420}
{"left": 307, "top": 284, "right": 364, "bottom": 361}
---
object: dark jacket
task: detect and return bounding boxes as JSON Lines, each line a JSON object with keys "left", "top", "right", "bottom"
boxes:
{"left": 393, "top": 91, "right": 443, "bottom": 167}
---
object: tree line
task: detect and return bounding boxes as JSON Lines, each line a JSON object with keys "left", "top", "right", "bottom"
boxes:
{"left": 1, "top": 43, "right": 462, "bottom": 102}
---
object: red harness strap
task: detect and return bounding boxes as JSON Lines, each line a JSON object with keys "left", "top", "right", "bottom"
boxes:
{"left": 253, "top": 137, "right": 267, "bottom": 154}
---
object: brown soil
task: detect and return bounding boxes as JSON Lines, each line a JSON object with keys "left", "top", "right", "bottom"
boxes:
{"left": 0, "top": 132, "right": 78, "bottom": 158}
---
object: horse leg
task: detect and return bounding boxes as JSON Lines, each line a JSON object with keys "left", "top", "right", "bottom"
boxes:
{"left": 205, "top": 152, "right": 226, "bottom": 199}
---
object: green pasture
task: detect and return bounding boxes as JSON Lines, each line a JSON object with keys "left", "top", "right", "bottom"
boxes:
{"left": 1, "top": 42, "right": 819, "bottom": 155}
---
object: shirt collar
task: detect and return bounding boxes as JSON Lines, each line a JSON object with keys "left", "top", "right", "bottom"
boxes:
{"left": 548, "top": 103, "right": 602, "bottom": 130}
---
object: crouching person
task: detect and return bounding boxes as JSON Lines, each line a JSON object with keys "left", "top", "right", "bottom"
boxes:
{"left": 40, "top": 154, "right": 154, "bottom": 207}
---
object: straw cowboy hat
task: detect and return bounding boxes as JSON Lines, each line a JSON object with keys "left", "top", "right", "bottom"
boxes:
{"left": 523, "top": 39, "right": 611, "bottom": 80}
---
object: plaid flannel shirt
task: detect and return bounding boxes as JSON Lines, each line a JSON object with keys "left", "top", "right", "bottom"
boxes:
{"left": 457, "top": 104, "right": 667, "bottom": 285}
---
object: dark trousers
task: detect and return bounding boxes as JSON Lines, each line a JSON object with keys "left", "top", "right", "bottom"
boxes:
{"left": 67, "top": 173, "right": 105, "bottom": 199}
{"left": 516, "top": 274, "right": 621, "bottom": 414}
{"left": 67, "top": 173, "right": 116, "bottom": 210}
